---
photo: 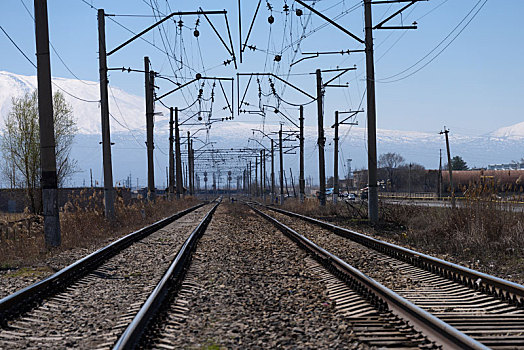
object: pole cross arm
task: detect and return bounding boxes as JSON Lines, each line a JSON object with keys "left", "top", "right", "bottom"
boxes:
{"left": 290, "top": 54, "right": 319, "bottom": 67}
{"left": 373, "top": 0, "right": 427, "bottom": 30}
{"left": 321, "top": 67, "right": 356, "bottom": 88}
{"left": 295, "top": 0, "right": 364, "bottom": 44}
{"left": 199, "top": 7, "right": 237, "bottom": 69}
{"left": 331, "top": 109, "right": 364, "bottom": 127}
{"left": 303, "top": 49, "right": 365, "bottom": 55}
{"left": 237, "top": 73, "right": 315, "bottom": 100}
{"left": 107, "top": 10, "right": 227, "bottom": 56}
{"left": 155, "top": 77, "right": 200, "bottom": 101}
{"left": 248, "top": 138, "right": 270, "bottom": 151}
{"left": 155, "top": 75, "right": 232, "bottom": 101}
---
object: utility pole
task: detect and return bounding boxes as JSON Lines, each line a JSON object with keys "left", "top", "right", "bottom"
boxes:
{"left": 184, "top": 163, "right": 188, "bottom": 190}
{"left": 90, "top": 168, "right": 93, "bottom": 187}
{"left": 347, "top": 158, "right": 352, "bottom": 191}
{"left": 316, "top": 69, "right": 326, "bottom": 206}
{"left": 168, "top": 107, "right": 174, "bottom": 197}
{"left": 438, "top": 149, "right": 442, "bottom": 200}
{"left": 191, "top": 141, "right": 195, "bottom": 195}
{"left": 333, "top": 111, "right": 339, "bottom": 204}
{"left": 174, "top": 107, "right": 183, "bottom": 198}
{"left": 35, "top": 0, "right": 60, "bottom": 246}
{"left": 187, "top": 131, "right": 193, "bottom": 195}
{"left": 290, "top": 168, "right": 297, "bottom": 198}
{"left": 408, "top": 163, "right": 412, "bottom": 198}
{"left": 364, "top": 0, "right": 378, "bottom": 223}
{"left": 284, "top": 170, "right": 290, "bottom": 197}
{"left": 204, "top": 171, "right": 208, "bottom": 195}
{"left": 271, "top": 139, "right": 275, "bottom": 203}
{"left": 228, "top": 171, "right": 232, "bottom": 196}
{"left": 279, "top": 124, "right": 284, "bottom": 205}
{"left": 262, "top": 149, "right": 266, "bottom": 200}
{"left": 295, "top": 0, "right": 425, "bottom": 223}
{"left": 144, "top": 57, "right": 155, "bottom": 200}
{"left": 249, "top": 161, "right": 252, "bottom": 196}
{"left": 97, "top": 9, "right": 115, "bottom": 219}
{"left": 440, "top": 127, "right": 455, "bottom": 208}
{"left": 260, "top": 150, "right": 264, "bottom": 199}
{"left": 242, "top": 169, "right": 246, "bottom": 194}
{"left": 299, "top": 105, "right": 305, "bottom": 202}
{"left": 255, "top": 156, "right": 258, "bottom": 197}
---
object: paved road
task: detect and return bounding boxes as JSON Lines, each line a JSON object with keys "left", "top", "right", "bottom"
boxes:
{"left": 382, "top": 198, "right": 524, "bottom": 212}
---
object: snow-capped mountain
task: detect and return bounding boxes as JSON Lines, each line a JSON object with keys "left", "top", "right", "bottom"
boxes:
{"left": 489, "top": 121, "right": 524, "bottom": 139}
{"left": 0, "top": 70, "right": 523, "bottom": 187}
{"left": 0, "top": 70, "right": 167, "bottom": 134}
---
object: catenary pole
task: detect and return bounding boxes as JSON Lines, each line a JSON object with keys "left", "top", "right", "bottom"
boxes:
{"left": 333, "top": 111, "right": 339, "bottom": 204}
{"left": 35, "top": 0, "right": 60, "bottom": 246}
{"left": 316, "top": 69, "right": 326, "bottom": 206}
{"left": 260, "top": 149, "right": 264, "bottom": 198}
{"left": 299, "top": 105, "right": 305, "bottom": 202}
{"left": 364, "top": 0, "right": 379, "bottom": 223}
{"left": 262, "top": 149, "right": 266, "bottom": 200}
{"left": 191, "top": 141, "right": 195, "bottom": 195}
{"left": 271, "top": 139, "right": 275, "bottom": 203}
{"left": 279, "top": 124, "right": 284, "bottom": 205}
{"left": 255, "top": 156, "right": 258, "bottom": 197}
{"left": 187, "top": 131, "right": 192, "bottom": 195}
{"left": 168, "top": 107, "right": 174, "bottom": 197}
{"left": 144, "top": 57, "right": 155, "bottom": 200}
{"left": 249, "top": 161, "right": 252, "bottom": 196}
{"left": 174, "top": 107, "right": 183, "bottom": 198}
{"left": 97, "top": 9, "right": 115, "bottom": 219}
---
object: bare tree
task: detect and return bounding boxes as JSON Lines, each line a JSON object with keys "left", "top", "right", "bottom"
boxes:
{"left": 1, "top": 90, "right": 78, "bottom": 212}
{"left": 53, "top": 92, "right": 78, "bottom": 186}
{"left": 378, "top": 152, "right": 405, "bottom": 191}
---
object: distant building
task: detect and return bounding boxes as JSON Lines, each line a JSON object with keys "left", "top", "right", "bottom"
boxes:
{"left": 488, "top": 163, "right": 524, "bottom": 170}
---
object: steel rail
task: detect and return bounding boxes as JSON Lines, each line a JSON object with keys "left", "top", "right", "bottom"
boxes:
{"left": 251, "top": 205, "right": 488, "bottom": 350}
{"left": 0, "top": 202, "right": 206, "bottom": 325}
{"left": 264, "top": 205, "right": 524, "bottom": 307}
{"left": 113, "top": 200, "right": 220, "bottom": 349}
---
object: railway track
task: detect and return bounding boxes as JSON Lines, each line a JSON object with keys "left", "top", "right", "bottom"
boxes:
{"left": 253, "top": 203, "right": 524, "bottom": 349}
{"left": 1, "top": 201, "right": 522, "bottom": 348}
{"left": 0, "top": 200, "right": 217, "bottom": 349}
{"left": 126, "top": 203, "right": 441, "bottom": 349}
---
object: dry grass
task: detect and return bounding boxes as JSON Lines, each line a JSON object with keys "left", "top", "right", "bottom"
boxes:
{"left": 275, "top": 192, "right": 524, "bottom": 282}
{"left": 381, "top": 200, "right": 524, "bottom": 260}
{"left": 0, "top": 190, "right": 199, "bottom": 268}
{"left": 280, "top": 197, "right": 369, "bottom": 223}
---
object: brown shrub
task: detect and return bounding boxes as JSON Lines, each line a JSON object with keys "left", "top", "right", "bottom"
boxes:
{"left": 0, "top": 194, "right": 199, "bottom": 268}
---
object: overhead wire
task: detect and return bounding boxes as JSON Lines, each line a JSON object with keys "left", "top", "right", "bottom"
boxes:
{"left": 19, "top": 0, "right": 98, "bottom": 86}
{"left": 0, "top": 24, "right": 99, "bottom": 103}
{"left": 377, "top": 0, "right": 488, "bottom": 83}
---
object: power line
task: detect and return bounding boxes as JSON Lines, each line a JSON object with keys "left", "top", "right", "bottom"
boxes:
{"left": 19, "top": 0, "right": 98, "bottom": 86}
{"left": 0, "top": 25, "right": 37, "bottom": 69}
{"left": 1, "top": 24, "right": 98, "bottom": 103}
{"left": 377, "top": 0, "right": 488, "bottom": 83}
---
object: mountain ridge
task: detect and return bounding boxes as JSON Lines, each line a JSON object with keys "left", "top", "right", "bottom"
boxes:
{"left": 0, "top": 70, "right": 523, "bottom": 186}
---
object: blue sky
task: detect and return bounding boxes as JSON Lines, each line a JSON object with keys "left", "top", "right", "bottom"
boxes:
{"left": 1, "top": 0, "right": 523, "bottom": 138}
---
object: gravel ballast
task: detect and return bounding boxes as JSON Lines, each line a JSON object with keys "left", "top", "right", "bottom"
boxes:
{"left": 150, "top": 203, "right": 368, "bottom": 349}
